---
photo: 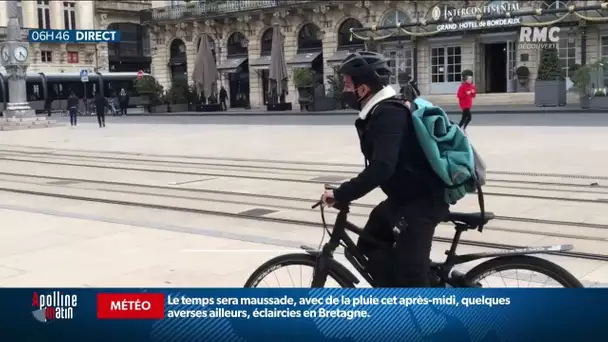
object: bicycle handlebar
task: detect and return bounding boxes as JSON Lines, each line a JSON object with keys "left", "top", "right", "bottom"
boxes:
{"left": 311, "top": 184, "right": 339, "bottom": 209}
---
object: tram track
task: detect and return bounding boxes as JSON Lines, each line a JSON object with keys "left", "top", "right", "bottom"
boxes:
{"left": 0, "top": 170, "right": 605, "bottom": 232}
{"left": 0, "top": 182, "right": 606, "bottom": 263}
{"left": 0, "top": 154, "right": 607, "bottom": 205}
{"left": 2, "top": 144, "right": 607, "bottom": 180}
{"left": 0, "top": 171, "right": 607, "bottom": 256}
{"left": 2, "top": 147, "right": 606, "bottom": 189}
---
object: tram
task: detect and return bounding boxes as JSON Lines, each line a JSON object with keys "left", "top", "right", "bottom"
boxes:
{"left": 0, "top": 71, "right": 153, "bottom": 114}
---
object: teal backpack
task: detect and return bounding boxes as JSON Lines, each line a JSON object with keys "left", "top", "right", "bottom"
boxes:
{"left": 373, "top": 97, "right": 487, "bottom": 224}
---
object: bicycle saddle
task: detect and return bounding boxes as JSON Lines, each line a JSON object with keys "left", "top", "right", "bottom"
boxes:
{"left": 446, "top": 212, "right": 495, "bottom": 227}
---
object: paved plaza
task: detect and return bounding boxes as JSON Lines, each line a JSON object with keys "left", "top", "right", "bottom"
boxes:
{"left": 0, "top": 114, "right": 607, "bottom": 287}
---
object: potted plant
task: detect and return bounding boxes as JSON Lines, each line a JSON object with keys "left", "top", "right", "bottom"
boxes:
{"left": 187, "top": 84, "right": 198, "bottom": 111}
{"left": 515, "top": 66, "right": 530, "bottom": 92}
{"left": 133, "top": 76, "right": 166, "bottom": 113}
{"left": 147, "top": 91, "right": 167, "bottom": 113}
{"left": 167, "top": 79, "right": 190, "bottom": 112}
{"left": 293, "top": 67, "right": 314, "bottom": 111}
{"left": 326, "top": 72, "right": 345, "bottom": 109}
{"left": 534, "top": 47, "right": 566, "bottom": 107}
{"left": 572, "top": 60, "right": 608, "bottom": 109}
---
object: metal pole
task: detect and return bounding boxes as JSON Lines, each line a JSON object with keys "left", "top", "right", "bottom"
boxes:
{"left": 1, "top": 0, "right": 35, "bottom": 118}
{"left": 350, "top": 4, "right": 608, "bottom": 33}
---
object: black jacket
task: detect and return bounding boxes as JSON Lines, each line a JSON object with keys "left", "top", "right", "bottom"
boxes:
{"left": 333, "top": 100, "right": 444, "bottom": 204}
{"left": 95, "top": 95, "right": 107, "bottom": 113}
{"left": 67, "top": 95, "right": 79, "bottom": 108}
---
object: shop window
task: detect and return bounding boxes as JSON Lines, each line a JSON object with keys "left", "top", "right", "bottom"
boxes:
{"left": 557, "top": 39, "right": 575, "bottom": 79}
{"left": 431, "top": 46, "right": 462, "bottom": 83}
{"left": 383, "top": 47, "right": 413, "bottom": 86}
{"left": 68, "top": 51, "right": 78, "bottom": 64}
{"left": 600, "top": 36, "right": 608, "bottom": 86}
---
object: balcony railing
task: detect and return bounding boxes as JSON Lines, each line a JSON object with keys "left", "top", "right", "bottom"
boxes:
{"left": 144, "top": 0, "right": 323, "bottom": 23}
{"left": 96, "top": 1, "right": 152, "bottom": 13}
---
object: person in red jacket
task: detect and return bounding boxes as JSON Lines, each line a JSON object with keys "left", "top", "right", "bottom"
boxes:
{"left": 457, "top": 75, "right": 476, "bottom": 130}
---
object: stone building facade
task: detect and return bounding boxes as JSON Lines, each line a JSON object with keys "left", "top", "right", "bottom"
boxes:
{"left": 146, "top": 0, "right": 608, "bottom": 108}
{"left": 0, "top": 0, "right": 152, "bottom": 75}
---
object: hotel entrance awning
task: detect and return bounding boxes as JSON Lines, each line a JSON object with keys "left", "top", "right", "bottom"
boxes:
{"left": 217, "top": 57, "right": 248, "bottom": 73}
{"left": 249, "top": 55, "right": 272, "bottom": 70}
{"left": 326, "top": 50, "right": 353, "bottom": 66}
{"left": 286, "top": 51, "right": 321, "bottom": 68}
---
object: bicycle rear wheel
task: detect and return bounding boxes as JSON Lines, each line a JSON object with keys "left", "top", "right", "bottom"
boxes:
{"left": 464, "top": 255, "right": 583, "bottom": 288}
{"left": 244, "top": 253, "right": 356, "bottom": 288}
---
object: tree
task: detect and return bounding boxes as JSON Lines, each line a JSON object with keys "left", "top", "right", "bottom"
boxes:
{"left": 537, "top": 47, "right": 564, "bottom": 81}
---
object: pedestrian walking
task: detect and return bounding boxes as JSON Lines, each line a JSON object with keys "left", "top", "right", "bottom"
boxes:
{"left": 219, "top": 86, "right": 228, "bottom": 111}
{"left": 67, "top": 92, "right": 79, "bottom": 127}
{"left": 94, "top": 92, "right": 107, "bottom": 128}
{"left": 457, "top": 75, "right": 476, "bottom": 130}
{"left": 118, "top": 88, "right": 129, "bottom": 116}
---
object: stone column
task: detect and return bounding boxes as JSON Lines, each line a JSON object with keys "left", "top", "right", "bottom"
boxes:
{"left": 217, "top": 35, "right": 228, "bottom": 96}
{"left": 154, "top": 28, "right": 171, "bottom": 90}
{"left": 416, "top": 40, "right": 430, "bottom": 95}
{"left": 96, "top": 14, "right": 110, "bottom": 72}
{"left": 283, "top": 28, "right": 297, "bottom": 105}
{"left": 186, "top": 35, "right": 196, "bottom": 86}
{"left": 21, "top": 0, "right": 36, "bottom": 29}
{"left": 247, "top": 32, "right": 262, "bottom": 108}
{"left": 50, "top": 1, "right": 63, "bottom": 29}
{"left": 320, "top": 22, "right": 337, "bottom": 95}
{"left": 76, "top": 1, "right": 95, "bottom": 30}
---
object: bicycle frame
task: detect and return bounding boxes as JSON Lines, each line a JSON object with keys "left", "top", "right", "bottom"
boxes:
{"left": 306, "top": 203, "right": 575, "bottom": 288}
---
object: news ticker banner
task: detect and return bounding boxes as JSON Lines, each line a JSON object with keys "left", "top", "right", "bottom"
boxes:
{"left": 28, "top": 30, "right": 120, "bottom": 43}
{"left": 0, "top": 288, "right": 605, "bottom": 342}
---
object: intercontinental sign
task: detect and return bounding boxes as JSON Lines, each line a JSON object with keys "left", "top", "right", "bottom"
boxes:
{"left": 431, "top": 2, "right": 522, "bottom": 32}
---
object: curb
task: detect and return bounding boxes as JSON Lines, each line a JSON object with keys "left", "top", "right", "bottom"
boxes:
{"left": 118, "top": 110, "right": 607, "bottom": 117}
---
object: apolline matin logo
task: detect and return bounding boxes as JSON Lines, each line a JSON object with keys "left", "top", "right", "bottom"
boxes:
{"left": 31, "top": 291, "right": 78, "bottom": 323}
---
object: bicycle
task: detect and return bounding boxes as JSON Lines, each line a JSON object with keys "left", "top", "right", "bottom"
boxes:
{"left": 245, "top": 184, "right": 583, "bottom": 288}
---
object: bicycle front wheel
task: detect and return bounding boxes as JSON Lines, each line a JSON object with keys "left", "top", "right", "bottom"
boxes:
{"left": 464, "top": 255, "right": 584, "bottom": 288}
{"left": 244, "top": 253, "right": 356, "bottom": 288}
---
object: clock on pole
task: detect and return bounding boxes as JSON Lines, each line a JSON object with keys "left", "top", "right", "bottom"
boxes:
{"left": 0, "top": 0, "right": 36, "bottom": 119}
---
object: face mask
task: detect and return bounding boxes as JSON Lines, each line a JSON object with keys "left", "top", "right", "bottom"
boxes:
{"left": 341, "top": 87, "right": 365, "bottom": 110}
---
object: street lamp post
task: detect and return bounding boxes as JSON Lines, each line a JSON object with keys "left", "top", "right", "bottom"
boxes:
{"left": 0, "top": 0, "right": 35, "bottom": 119}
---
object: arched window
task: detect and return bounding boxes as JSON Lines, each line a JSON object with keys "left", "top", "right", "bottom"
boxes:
{"left": 170, "top": 39, "right": 186, "bottom": 59}
{"left": 196, "top": 35, "right": 216, "bottom": 63}
{"left": 227, "top": 32, "right": 248, "bottom": 56}
{"left": 260, "top": 28, "right": 273, "bottom": 55}
{"left": 381, "top": 10, "right": 409, "bottom": 27}
{"left": 297, "top": 23, "right": 322, "bottom": 52}
{"left": 169, "top": 38, "right": 187, "bottom": 84}
{"left": 378, "top": 10, "right": 409, "bottom": 36}
{"left": 337, "top": 18, "right": 363, "bottom": 49}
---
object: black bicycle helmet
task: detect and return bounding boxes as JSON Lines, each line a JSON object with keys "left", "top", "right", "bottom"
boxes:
{"left": 338, "top": 51, "right": 391, "bottom": 87}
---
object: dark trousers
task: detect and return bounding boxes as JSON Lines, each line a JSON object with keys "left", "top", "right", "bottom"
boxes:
{"left": 69, "top": 107, "right": 78, "bottom": 126}
{"left": 96, "top": 110, "right": 105, "bottom": 127}
{"left": 358, "top": 198, "right": 448, "bottom": 287}
{"left": 459, "top": 108, "right": 472, "bottom": 129}
{"left": 220, "top": 99, "right": 227, "bottom": 111}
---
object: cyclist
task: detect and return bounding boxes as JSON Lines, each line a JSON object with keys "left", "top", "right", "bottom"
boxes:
{"left": 321, "top": 51, "right": 448, "bottom": 287}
